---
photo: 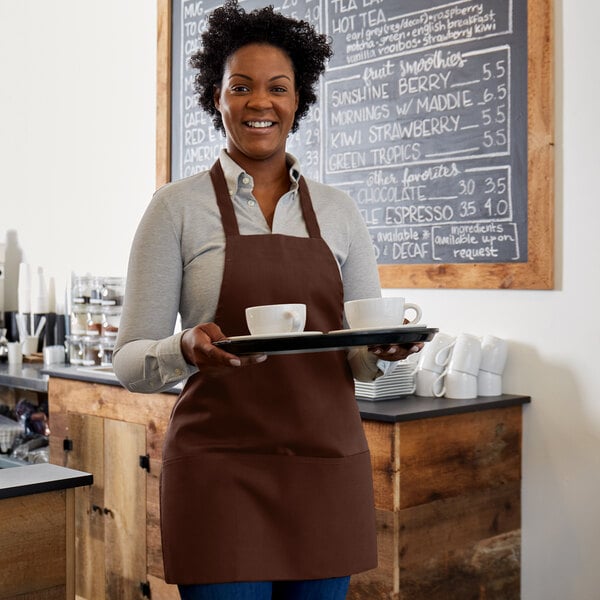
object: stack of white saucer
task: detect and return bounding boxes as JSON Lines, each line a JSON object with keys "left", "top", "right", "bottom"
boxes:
{"left": 355, "top": 362, "right": 416, "bottom": 401}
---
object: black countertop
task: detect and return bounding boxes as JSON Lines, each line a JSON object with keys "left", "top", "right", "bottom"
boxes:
{"left": 356, "top": 393, "right": 530, "bottom": 422}
{"left": 0, "top": 463, "right": 92, "bottom": 500}
{"left": 1, "top": 363, "right": 530, "bottom": 423}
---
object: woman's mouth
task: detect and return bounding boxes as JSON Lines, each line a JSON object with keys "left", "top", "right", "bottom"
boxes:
{"left": 245, "top": 121, "right": 274, "bottom": 128}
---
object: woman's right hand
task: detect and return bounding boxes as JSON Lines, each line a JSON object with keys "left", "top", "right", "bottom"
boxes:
{"left": 180, "top": 322, "right": 267, "bottom": 375}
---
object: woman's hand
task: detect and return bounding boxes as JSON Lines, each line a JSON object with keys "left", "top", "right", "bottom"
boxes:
{"left": 368, "top": 342, "right": 424, "bottom": 362}
{"left": 181, "top": 322, "right": 267, "bottom": 375}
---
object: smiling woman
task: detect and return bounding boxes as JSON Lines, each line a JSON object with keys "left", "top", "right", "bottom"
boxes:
{"left": 212, "top": 43, "right": 299, "bottom": 220}
{"left": 113, "top": 1, "right": 423, "bottom": 598}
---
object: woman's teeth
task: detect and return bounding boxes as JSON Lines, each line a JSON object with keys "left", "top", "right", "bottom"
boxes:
{"left": 246, "top": 121, "right": 273, "bottom": 128}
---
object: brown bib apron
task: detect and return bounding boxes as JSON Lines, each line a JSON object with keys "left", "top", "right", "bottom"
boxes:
{"left": 160, "top": 160, "right": 377, "bottom": 584}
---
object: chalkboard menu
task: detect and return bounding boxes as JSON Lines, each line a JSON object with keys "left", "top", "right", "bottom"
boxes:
{"left": 160, "top": 0, "right": 554, "bottom": 288}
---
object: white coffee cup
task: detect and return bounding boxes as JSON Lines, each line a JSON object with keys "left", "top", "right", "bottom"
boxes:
{"left": 245, "top": 303, "right": 306, "bottom": 335}
{"left": 8, "top": 342, "right": 23, "bottom": 365}
{"left": 415, "top": 367, "right": 445, "bottom": 397}
{"left": 417, "top": 332, "right": 455, "bottom": 373}
{"left": 446, "top": 333, "right": 482, "bottom": 376}
{"left": 478, "top": 370, "right": 503, "bottom": 396}
{"left": 344, "top": 297, "right": 422, "bottom": 329}
{"left": 434, "top": 368, "right": 478, "bottom": 399}
{"left": 480, "top": 335, "right": 508, "bottom": 375}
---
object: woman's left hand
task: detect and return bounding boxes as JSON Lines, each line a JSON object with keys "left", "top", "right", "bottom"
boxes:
{"left": 368, "top": 342, "right": 424, "bottom": 362}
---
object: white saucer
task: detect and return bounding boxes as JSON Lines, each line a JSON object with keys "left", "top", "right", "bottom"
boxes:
{"left": 226, "top": 331, "right": 323, "bottom": 341}
{"left": 328, "top": 325, "right": 426, "bottom": 334}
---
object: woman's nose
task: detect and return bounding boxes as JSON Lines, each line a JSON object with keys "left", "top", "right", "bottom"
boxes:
{"left": 247, "top": 90, "right": 272, "bottom": 109}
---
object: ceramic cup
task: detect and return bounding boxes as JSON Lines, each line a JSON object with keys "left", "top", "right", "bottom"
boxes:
{"left": 434, "top": 368, "right": 478, "bottom": 399}
{"left": 417, "top": 332, "right": 455, "bottom": 373}
{"left": 446, "top": 333, "right": 482, "bottom": 376}
{"left": 415, "top": 367, "right": 445, "bottom": 397}
{"left": 480, "top": 335, "right": 508, "bottom": 375}
{"left": 478, "top": 370, "right": 503, "bottom": 396}
{"left": 8, "top": 342, "right": 23, "bottom": 365}
{"left": 22, "top": 335, "right": 39, "bottom": 356}
{"left": 245, "top": 303, "right": 306, "bottom": 335}
{"left": 344, "top": 297, "right": 422, "bottom": 329}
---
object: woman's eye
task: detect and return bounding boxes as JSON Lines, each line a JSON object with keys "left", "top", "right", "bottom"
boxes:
{"left": 231, "top": 85, "right": 249, "bottom": 93}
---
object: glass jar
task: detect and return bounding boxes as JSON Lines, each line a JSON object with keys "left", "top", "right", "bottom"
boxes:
{"left": 82, "top": 334, "right": 101, "bottom": 366}
{"left": 71, "top": 274, "right": 92, "bottom": 305}
{"left": 101, "top": 277, "right": 125, "bottom": 307}
{"left": 70, "top": 304, "right": 88, "bottom": 335}
{"left": 66, "top": 334, "right": 84, "bottom": 365}
{"left": 99, "top": 336, "right": 116, "bottom": 366}
{"left": 89, "top": 276, "right": 104, "bottom": 306}
{"left": 101, "top": 304, "right": 121, "bottom": 337}
{"left": 86, "top": 305, "right": 103, "bottom": 335}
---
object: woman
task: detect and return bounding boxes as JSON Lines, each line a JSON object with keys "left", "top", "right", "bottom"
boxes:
{"left": 114, "top": 2, "right": 421, "bottom": 598}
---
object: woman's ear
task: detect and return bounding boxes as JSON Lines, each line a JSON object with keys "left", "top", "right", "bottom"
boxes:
{"left": 213, "top": 84, "right": 221, "bottom": 111}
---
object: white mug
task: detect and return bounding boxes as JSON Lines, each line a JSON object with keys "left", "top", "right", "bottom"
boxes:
{"left": 245, "top": 303, "right": 306, "bottom": 335}
{"left": 434, "top": 368, "right": 478, "bottom": 399}
{"left": 446, "top": 333, "right": 482, "bottom": 376}
{"left": 344, "top": 297, "right": 422, "bottom": 329}
{"left": 480, "top": 335, "right": 508, "bottom": 375}
{"left": 478, "top": 370, "right": 503, "bottom": 396}
{"left": 417, "top": 332, "right": 455, "bottom": 373}
{"left": 415, "top": 367, "right": 445, "bottom": 397}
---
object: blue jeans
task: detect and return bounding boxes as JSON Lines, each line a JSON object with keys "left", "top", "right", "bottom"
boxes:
{"left": 178, "top": 577, "right": 350, "bottom": 600}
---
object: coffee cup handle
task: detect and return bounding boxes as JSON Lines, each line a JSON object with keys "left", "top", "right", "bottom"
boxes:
{"left": 434, "top": 341, "right": 456, "bottom": 367}
{"left": 404, "top": 303, "right": 422, "bottom": 325}
{"left": 286, "top": 310, "right": 302, "bottom": 332}
{"left": 432, "top": 369, "right": 447, "bottom": 398}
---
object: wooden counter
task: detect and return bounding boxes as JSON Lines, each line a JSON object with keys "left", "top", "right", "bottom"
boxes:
{"left": 43, "top": 370, "right": 529, "bottom": 600}
{"left": 0, "top": 464, "right": 92, "bottom": 600}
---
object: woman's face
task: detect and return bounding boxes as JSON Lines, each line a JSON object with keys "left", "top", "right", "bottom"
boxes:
{"left": 214, "top": 43, "right": 299, "bottom": 168}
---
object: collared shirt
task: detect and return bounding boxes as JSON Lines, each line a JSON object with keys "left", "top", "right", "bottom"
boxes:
{"left": 114, "top": 149, "right": 386, "bottom": 392}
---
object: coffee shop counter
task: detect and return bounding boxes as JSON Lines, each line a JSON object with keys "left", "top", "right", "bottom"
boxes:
{"left": 5, "top": 363, "right": 531, "bottom": 599}
{"left": 2, "top": 362, "right": 530, "bottom": 422}
{"left": 0, "top": 361, "right": 49, "bottom": 393}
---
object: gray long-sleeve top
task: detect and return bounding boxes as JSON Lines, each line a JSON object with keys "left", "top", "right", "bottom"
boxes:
{"left": 113, "top": 151, "right": 387, "bottom": 393}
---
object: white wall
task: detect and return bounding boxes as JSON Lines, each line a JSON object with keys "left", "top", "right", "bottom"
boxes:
{"left": 1, "top": 1, "right": 599, "bottom": 598}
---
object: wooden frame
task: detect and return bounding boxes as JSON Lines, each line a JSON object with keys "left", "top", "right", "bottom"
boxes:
{"left": 156, "top": 0, "right": 554, "bottom": 290}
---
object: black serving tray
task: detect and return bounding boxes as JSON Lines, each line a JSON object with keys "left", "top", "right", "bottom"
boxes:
{"left": 213, "top": 326, "right": 438, "bottom": 356}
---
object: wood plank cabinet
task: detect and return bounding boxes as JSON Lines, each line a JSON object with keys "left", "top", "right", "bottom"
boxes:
{"left": 351, "top": 408, "right": 523, "bottom": 599}
{"left": 48, "top": 377, "right": 180, "bottom": 600}
{"left": 48, "top": 376, "right": 525, "bottom": 600}
{"left": 0, "top": 464, "right": 92, "bottom": 600}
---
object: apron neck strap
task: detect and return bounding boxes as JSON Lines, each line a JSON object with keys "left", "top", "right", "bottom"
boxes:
{"left": 298, "top": 176, "right": 322, "bottom": 239}
{"left": 210, "top": 160, "right": 240, "bottom": 236}
{"left": 210, "top": 160, "right": 322, "bottom": 239}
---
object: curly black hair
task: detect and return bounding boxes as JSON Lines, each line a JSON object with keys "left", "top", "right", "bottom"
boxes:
{"left": 190, "top": 0, "right": 333, "bottom": 134}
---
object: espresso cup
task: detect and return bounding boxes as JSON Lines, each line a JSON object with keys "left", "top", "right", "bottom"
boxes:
{"left": 415, "top": 367, "right": 445, "bottom": 397}
{"left": 434, "top": 368, "right": 478, "bottom": 399}
{"left": 478, "top": 370, "right": 503, "bottom": 396}
{"left": 344, "top": 297, "right": 422, "bottom": 329}
{"left": 480, "top": 335, "right": 508, "bottom": 375}
{"left": 446, "top": 333, "right": 482, "bottom": 376}
{"left": 245, "top": 303, "right": 306, "bottom": 335}
{"left": 417, "top": 332, "right": 455, "bottom": 373}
